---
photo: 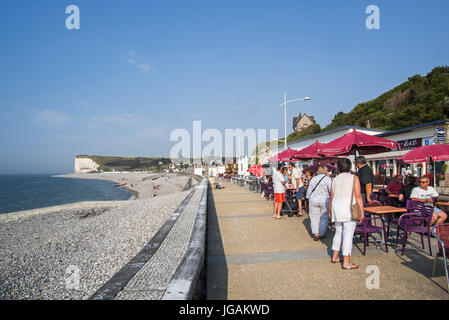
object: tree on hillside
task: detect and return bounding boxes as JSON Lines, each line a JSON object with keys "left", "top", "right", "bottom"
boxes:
{"left": 322, "top": 66, "right": 449, "bottom": 132}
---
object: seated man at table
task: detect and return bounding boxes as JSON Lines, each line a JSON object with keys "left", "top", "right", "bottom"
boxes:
{"left": 398, "top": 176, "right": 417, "bottom": 205}
{"left": 385, "top": 175, "right": 403, "bottom": 207}
{"left": 410, "top": 176, "right": 448, "bottom": 226}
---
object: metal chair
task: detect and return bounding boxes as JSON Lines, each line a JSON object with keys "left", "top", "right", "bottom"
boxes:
{"left": 386, "top": 200, "right": 424, "bottom": 242}
{"left": 355, "top": 200, "right": 389, "bottom": 255}
{"left": 395, "top": 203, "right": 433, "bottom": 256}
{"left": 431, "top": 223, "right": 449, "bottom": 293}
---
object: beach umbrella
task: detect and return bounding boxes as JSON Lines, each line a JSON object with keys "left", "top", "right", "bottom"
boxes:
{"left": 247, "top": 163, "right": 263, "bottom": 177}
{"left": 267, "top": 148, "right": 298, "bottom": 162}
{"left": 291, "top": 142, "right": 325, "bottom": 160}
{"left": 399, "top": 144, "right": 449, "bottom": 186}
{"left": 247, "top": 165, "right": 257, "bottom": 174}
{"left": 317, "top": 129, "right": 397, "bottom": 156}
{"left": 255, "top": 163, "right": 263, "bottom": 177}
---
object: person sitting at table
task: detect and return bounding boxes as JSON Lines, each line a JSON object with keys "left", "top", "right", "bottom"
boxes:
{"left": 410, "top": 176, "right": 448, "bottom": 226}
{"left": 398, "top": 175, "right": 417, "bottom": 205}
{"left": 385, "top": 175, "right": 403, "bottom": 207}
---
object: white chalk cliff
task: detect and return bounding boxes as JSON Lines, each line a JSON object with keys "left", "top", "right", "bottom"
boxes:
{"left": 74, "top": 158, "right": 100, "bottom": 173}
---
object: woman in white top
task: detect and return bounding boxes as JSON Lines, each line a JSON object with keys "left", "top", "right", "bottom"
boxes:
{"left": 306, "top": 166, "right": 332, "bottom": 240}
{"left": 328, "top": 158, "right": 364, "bottom": 270}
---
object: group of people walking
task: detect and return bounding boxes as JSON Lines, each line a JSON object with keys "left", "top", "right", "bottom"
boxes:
{"left": 270, "top": 155, "right": 448, "bottom": 271}
{"left": 272, "top": 157, "right": 365, "bottom": 269}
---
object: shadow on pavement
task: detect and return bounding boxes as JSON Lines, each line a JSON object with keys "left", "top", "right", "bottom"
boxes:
{"left": 302, "top": 217, "right": 336, "bottom": 257}
{"left": 392, "top": 230, "right": 448, "bottom": 292}
{"left": 206, "top": 183, "right": 228, "bottom": 300}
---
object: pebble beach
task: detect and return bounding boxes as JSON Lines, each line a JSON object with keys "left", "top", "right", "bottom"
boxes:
{"left": 0, "top": 173, "right": 196, "bottom": 300}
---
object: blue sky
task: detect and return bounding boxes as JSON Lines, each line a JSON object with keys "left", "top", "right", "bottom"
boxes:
{"left": 0, "top": 0, "right": 448, "bottom": 173}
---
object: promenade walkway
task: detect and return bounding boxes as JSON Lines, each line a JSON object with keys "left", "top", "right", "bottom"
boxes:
{"left": 206, "top": 180, "right": 449, "bottom": 300}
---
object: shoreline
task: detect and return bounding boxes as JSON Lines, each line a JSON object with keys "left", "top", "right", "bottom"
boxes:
{"left": 1, "top": 173, "right": 194, "bottom": 223}
{"left": 52, "top": 173, "right": 141, "bottom": 200}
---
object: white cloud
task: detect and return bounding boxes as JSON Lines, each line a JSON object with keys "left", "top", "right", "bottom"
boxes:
{"left": 33, "top": 109, "right": 70, "bottom": 127}
{"left": 138, "top": 64, "right": 150, "bottom": 72}
{"left": 125, "top": 50, "right": 154, "bottom": 72}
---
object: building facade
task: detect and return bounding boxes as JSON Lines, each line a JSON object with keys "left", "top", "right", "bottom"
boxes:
{"left": 292, "top": 113, "right": 316, "bottom": 132}
{"left": 366, "top": 120, "right": 446, "bottom": 178}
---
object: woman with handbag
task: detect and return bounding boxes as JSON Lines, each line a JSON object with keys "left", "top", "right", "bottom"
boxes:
{"left": 306, "top": 166, "right": 333, "bottom": 241}
{"left": 328, "top": 158, "right": 364, "bottom": 270}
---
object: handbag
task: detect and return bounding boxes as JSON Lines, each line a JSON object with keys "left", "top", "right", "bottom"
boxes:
{"left": 350, "top": 175, "right": 363, "bottom": 220}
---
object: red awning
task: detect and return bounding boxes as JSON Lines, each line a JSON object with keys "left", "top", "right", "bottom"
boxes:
{"left": 267, "top": 148, "right": 298, "bottom": 162}
{"left": 399, "top": 144, "right": 449, "bottom": 163}
{"left": 291, "top": 142, "right": 325, "bottom": 160}
{"left": 317, "top": 130, "right": 397, "bottom": 156}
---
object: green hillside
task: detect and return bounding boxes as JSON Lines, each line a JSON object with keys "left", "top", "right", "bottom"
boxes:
{"left": 76, "top": 155, "right": 171, "bottom": 172}
{"left": 287, "top": 66, "right": 449, "bottom": 142}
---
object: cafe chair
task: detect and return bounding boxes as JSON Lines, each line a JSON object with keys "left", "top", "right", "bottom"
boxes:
{"left": 355, "top": 200, "right": 389, "bottom": 255}
{"left": 386, "top": 200, "right": 424, "bottom": 240}
{"left": 265, "top": 184, "right": 274, "bottom": 201}
{"left": 395, "top": 203, "right": 433, "bottom": 256}
{"left": 371, "top": 189, "right": 388, "bottom": 205}
{"left": 431, "top": 223, "right": 449, "bottom": 293}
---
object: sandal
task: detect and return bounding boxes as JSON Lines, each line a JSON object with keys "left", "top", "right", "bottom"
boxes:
{"left": 341, "top": 263, "right": 359, "bottom": 270}
{"left": 331, "top": 258, "right": 341, "bottom": 264}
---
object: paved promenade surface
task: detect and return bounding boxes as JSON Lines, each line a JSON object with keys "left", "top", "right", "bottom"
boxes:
{"left": 207, "top": 180, "right": 449, "bottom": 300}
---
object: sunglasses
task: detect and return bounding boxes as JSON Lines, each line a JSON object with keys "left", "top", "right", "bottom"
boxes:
{"left": 419, "top": 181, "right": 428, "bottom": 184}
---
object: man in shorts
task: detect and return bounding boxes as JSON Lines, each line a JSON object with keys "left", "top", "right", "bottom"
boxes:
{"left": 273, "top": 164, "right": 286, "bottom": 219}
{"left": 410, "top": 176, "right": 448, "bottom": 226}
{"left": 289, "top": 162, "right": 303, "bottom": 216}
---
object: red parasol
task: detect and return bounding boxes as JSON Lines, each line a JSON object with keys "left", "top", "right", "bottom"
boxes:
{"left": 247, "top": 163, "right": 263, "bottom": 177}
{"left": 267, "top": 148, "right": 298, "bottom": 162}
{"left": 317, "top": 129, "right": 397, "bottom": 156}
{"left": 399, "top": 144, "right": 449, "bottom": 186}
{"left": 399, "top": 144, "right": 449, "bottom": 163}
{"left": 291, "top": 142, "right": 325, "bottom": 160}
{"left": 247, "top": 165, "right": 257, "bottom": 173}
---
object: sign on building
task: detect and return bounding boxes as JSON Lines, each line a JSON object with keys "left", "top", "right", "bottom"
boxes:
{"left": 436, "top": 127, "right": 446, "bottom": 142}
{"left": 397, "top": 138, "right": 422, "bottom": 150}
{"left": 423, "top": 137, "right": 435, "bottom": 146}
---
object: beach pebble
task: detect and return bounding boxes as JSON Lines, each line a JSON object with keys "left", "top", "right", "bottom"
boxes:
{"left": 0, "top": 174, "right": 194, "bottom": 300}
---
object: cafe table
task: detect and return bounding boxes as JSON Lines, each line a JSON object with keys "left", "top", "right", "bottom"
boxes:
{"left": 363, "top": 206, "right": 407, "bottom": 246}
{"left": 436, "top": 201, "right": 449, "bottom": 212}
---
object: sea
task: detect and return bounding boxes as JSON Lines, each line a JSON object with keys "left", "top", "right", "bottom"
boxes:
{"left": 0, "top": 174, "right": 133, "bottom": 215}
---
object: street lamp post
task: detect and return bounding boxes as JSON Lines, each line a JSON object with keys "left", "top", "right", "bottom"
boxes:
{"left": 280, "top": 92, "right": 311, "bottom": 150}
